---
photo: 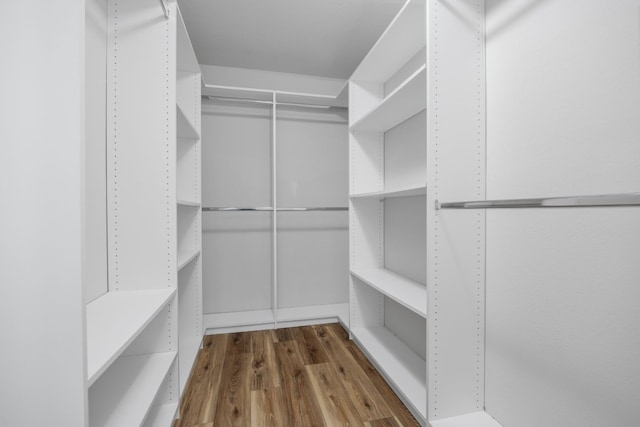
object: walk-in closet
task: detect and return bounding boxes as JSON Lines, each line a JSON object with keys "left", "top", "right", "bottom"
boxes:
{"left": 2, "top": 0, "right": 639, "bottom": 426}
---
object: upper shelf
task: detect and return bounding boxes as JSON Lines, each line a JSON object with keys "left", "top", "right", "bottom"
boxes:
{"left": 86, "top": 289, "right": 176, "bottom": 386}
{"left": 351, "top": 0, "right": 425, "bottom": 83}
{"left": 351, "top": 185, "right": 426, "bottom": 200}
{"left": 177, "top": 7, "right": 200, "bottom": 73}
{"left": 350, "top": 65, "right": 426, "bottom": 132}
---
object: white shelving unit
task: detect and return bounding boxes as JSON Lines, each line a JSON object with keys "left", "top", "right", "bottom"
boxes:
{"left": 89, "top": 352, "right": 177, "bottom": 427}
{"left": 351, "top": 65, "right": 426, "bottom": 132}
{"left": 350, "top": 326, "right": 426, "bottom": 415}
{"left": 351, "top": 268, "right": 426, "bottom": 317}
{"left": 348, "top": 0, "right": 427, "bottom": 424}
{"left": 82, "top": 0, "right": 185, "bottom": 424}
{"left": 175, "top": 5, "right": 203, "bottom": 396}
{"left": 86, "top": 289, "right": 176, "bottom": 385}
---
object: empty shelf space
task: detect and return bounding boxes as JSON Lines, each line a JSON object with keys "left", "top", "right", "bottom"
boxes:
{"left": 351, "top": 65, "right": 426, "bottom": 132}
{"left": 351, "top": 185, "right": 426, "bottom": 200}
{"left": 351, "top": 268, "right": 426, "bottom": 317}
{"left": 179, "top": 337, "right": 203, "bottom": 392}
{"left": 178, "top": 249, "right": 200, "bottom": 271}
{"left": 430, "top": 411, "right": 503, "bottom": 427}
{"left": 177, "top": 8, "right": 199, "bottom": 73}
{"left": 177, "top": 105, "right": 199, "bottom": 140}
{"left": 351, "top": 326, "right": 426, "bottom": 422}
{"left": 143, "top": 403, "right": 179, "bottom": 427}
{"left": 86, "top": 289, "right": 176, "bottom": 385}
{"left": 351, "top": 0, "right": 425, "bottom": 82}
{"left": 177, "top": 199, "right": 201, "bottom": 207}
{"left": 89, "top": 352, "right": 177, "bottom": 427}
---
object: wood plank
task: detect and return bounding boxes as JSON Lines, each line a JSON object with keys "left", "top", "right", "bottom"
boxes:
{"left": 179, "top": 334, "right": 227, "bottom": 426}
{"left": 274, "top": 339, "right": 325, "bottom": 426}
{"left": 274, "top": 326, "right": 297, "bottom": 342}
{"left": 294, "top": 325, "right": 329, "bottom": 365}
{"left": 306, "top": 362, "right": 363, "bottom": 426}
{"left": 212, "top": 332, "right": 252, "bottom": 426}
{"left": 250, "top": 329, "right": 281, "bottom": 390}
{"left": 177, "top": 324, "right": 420, "bottom": 427}
{"left": 250, "top": 387, "right": 288, "bottom": 427}
{"left": 365, "top": 417, "right": 403, "bottom": 427}
{"left": 316, "top": 323, "right": 395, "bottom": 421}
{"left": 335, "top": 324, "right": 420, "bottom": 426}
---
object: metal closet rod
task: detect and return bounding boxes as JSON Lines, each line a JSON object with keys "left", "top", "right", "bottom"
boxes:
{"left": 436, "top": 192, "right": 640, "bottom": 210}
{"left": 202, "top": 207, "right": 348, "bottom": 212}
{"left": 202, "top": 95, "right": 348, "bottom": 111}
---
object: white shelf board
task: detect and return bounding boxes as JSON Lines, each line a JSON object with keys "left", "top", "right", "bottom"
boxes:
{"left": 351, "top": 326, "right": 426, "bottom": 422}
{"left": 177, "top": 7, "right": 199, "bottom": 73}
{"left": 177, "top": 199, "right": 201, "bottom": 207}
{"left": 86, "top": 289, "right": 176, "bottom": 386}
{"left": 351, "top": 185, "right": 426, "bottom": 200}
{"left": 89, "top": 352, "right": 177, "bottom": 427}
{"left": 179, "top": 336, "right": 202, "bottom": 393}
{"left": 178, "top": 249, "right": 200, "bottom": 271}
{"left": 277, "top": 303, "right": 349, "bottom": 325}
{"left": 351, "top": 268, "right": 426, "bottom": 317}
{"left": 430, "top": 411, "right": 503, "bottom": 427}
{"left": 143, "top": 403, "right": 178, "bottom": 427}
{"left": 177, "top": 104, "right": 199, "bottom": 140}
{"left": 204, "top": 309, "right": 275, "bottom": 330}
{"left": 351, "top": 0, "right": 425, "bottom": 82}
{"left": 351, "top": 65, "right": 426, "bottom": 132}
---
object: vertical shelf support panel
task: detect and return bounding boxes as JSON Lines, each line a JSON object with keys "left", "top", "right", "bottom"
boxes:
{"left": 426, "top": 0, "right": 486, "bottom": 420}
{"left": 272, "top": 92, "right": 279, "bottom": 328}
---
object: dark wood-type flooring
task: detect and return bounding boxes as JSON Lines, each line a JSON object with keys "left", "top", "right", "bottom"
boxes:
{"left": 175, "top": 323, "right": 419, "bottom": 426}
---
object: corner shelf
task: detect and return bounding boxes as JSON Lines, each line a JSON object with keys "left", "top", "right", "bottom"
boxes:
{"left": 350, "top": 326, "right": 426, "bottom": 422}
{"left": 351, "top": 185, "right": 426, "bottom": 200}
{"left": 351, "top": 268, "right": 426, "bottom": 317}
{"left": 89, "top": 352, "right": 177, "bottom": 427}
{"left": 350, "top": 65, "right": 426, "bottom": 132}
{"left": 86, "top": 289, "right": 176, "bottom": 386}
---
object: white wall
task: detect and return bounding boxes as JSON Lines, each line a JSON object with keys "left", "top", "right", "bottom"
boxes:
{"left": 200, "top": 99, "right": 349, "bottom": 318}
{"left": 0, "top": 1, "right": 87, "bottom": 425}
{"left": 201, "top": 102, "right": 273, "bottom": 314}
{"left": 485, "top": 1, "right": 640, "bottom": 425}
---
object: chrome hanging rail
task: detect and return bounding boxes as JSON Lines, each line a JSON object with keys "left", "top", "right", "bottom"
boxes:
{"left": 436, "top": 192, "right": 640, "bottom": 210}
{"left": 202, "top": 95, "right": 348, "bottom": 111}
{"left": 202, "top": 206, "right": 348, "bottom": 212}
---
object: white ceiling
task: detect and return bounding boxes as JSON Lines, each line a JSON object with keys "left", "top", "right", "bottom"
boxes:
{"left": 177, "top": 0, "right": 406, "bottom": 79}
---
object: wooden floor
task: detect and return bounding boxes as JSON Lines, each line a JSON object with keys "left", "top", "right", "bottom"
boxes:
{"left": 176, "top": 323, "right": 419, "bottom": 427}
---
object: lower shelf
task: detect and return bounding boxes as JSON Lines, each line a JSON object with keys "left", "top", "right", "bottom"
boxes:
{"left": 430, "top": 411, "right": 503, "bottom": 427}
{"left": 179, "top": 337, "right": 203, "bottom": 393}
{"left": 143, "top": 403, "right": 178, "bottom": 427}
{"left": 350, "top": 326, "right": 426, "bottom": 423}
{"left": 89, "top": 352, "right": 177, "bottom": 427}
